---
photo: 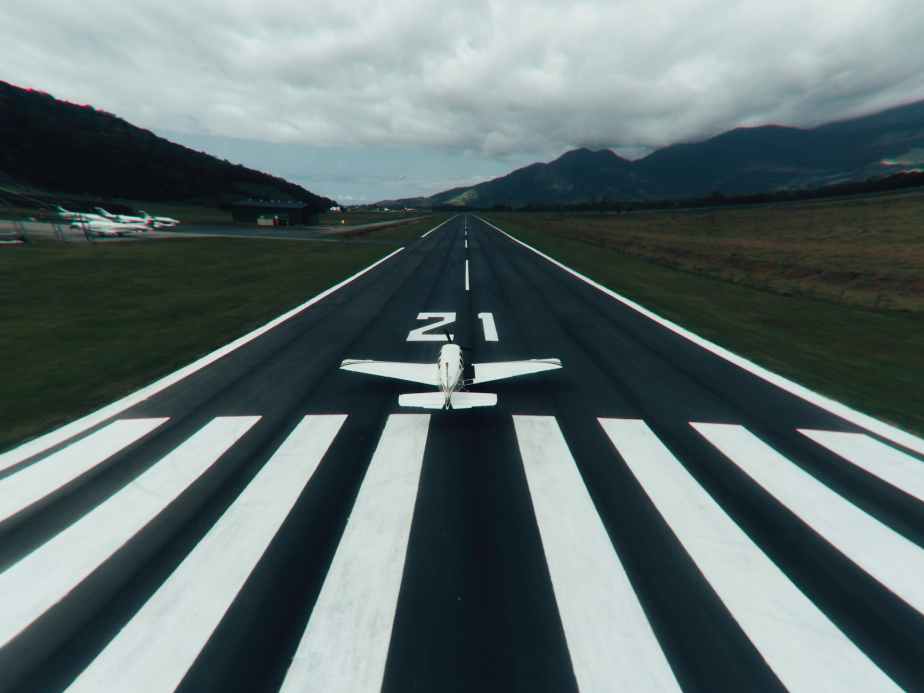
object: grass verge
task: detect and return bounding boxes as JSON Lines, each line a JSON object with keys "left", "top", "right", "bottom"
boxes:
{"left": 0, "top": 237, "right": 402, "bottom": 451}
{"left": 484, "top": 214, "right": 924, "bottom": 438}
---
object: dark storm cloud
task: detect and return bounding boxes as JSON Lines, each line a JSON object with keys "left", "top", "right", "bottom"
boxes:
{"left": 3, "top": 0, "right": 924, "bottom": 198}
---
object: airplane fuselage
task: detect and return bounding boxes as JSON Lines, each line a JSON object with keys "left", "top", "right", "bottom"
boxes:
{"left": 437, "top": 343, "right": 464, "bottom": 407}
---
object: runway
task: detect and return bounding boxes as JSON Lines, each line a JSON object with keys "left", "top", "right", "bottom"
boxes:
{"left": 1, "top": 214, "right": 922, "bottom": 691}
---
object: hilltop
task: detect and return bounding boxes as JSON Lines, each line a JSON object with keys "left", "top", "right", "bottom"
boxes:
{"left": 0, "top": 81, "right": 334, "bottom": 209}
{"left": 379, "top": 99, "right": 924, "bottom": 208}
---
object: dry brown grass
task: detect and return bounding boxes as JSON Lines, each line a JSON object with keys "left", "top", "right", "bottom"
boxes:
{"left": 511, "top": 191, "right": 924, "bottom": 312}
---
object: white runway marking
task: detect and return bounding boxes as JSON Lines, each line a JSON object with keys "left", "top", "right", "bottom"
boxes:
{"left": 0, "top": 417, "right": 259, "bottom": 650}
{"left": 407, "top": 312, "right": 456, "bottom": 342}
{"left": 420, "top": 215, "right": 456, "bottom": 239}
{"left": 477, "top": 215, "right": 924, "bottom": 459}
{"left": 464, "top": 238, "right": 468, "bottom": 248}
{"left": 68, "top": 415, "right": 345, "bottom": 693}
{"left": 477, "top": 312, "right": 499, "bottom": 342}
{"left": 514, "top": 416, "right": 680, "bottom": 692}
{"left": 0, "top": 244, "right": 406, "bottom": 473}
{"left": 799, "top": 429, "right": 924, "bottom": 504}
{"left": 0, "top": 418, "right": 166, "bottom": 524}
{"left": 281, "top": 414, "right": 429, "bottom": 693}
{"left": 465, "top": 259, "right": 470, "bottom": 291}
{"left": 602, "top": 419, "right": 898, "bottom": 692}
{"left": 693, "top": 423, "right": 924, "bottom": 618}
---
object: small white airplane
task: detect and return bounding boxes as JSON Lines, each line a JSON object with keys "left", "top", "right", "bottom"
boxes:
{"left": 69, "top": 217, "right": 142, "bottom": 237}
{"left": 340, "top": 337, "right": 561, "bottom": 409}
{"left": 56, "top": 206, "right": 106, "bottom": 222}
{"left": 94, "top": 207, "right": 149, "bottom": 226}
{"left": 139, "top": 211, "right": 180, "bottom": 228}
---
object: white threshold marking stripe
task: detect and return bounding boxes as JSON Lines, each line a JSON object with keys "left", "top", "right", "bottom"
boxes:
{"left": 0, "top": 242, "right": 406, "bottom": 473}
{"left": 0, "top": 416, "right": 259, "bottom": 650}
{"left": 476, "top": 215, "right": 924, "bottom": 459}
{"left": 465, "top": 259, "right": 470, "bottom": 291}
{"left": 799, "top": 429, "right": 924, "bottom": 504}
{"left": 68, "top": 415, "right": 345, "bottom": 692}
{"left": 693, "top": 423, "right": 924, "bottom": 617}
{"left": 281, "top": 414, "right": 429, "bottom": 693}
{"left": 601, "top": 419, "right": 898, "bottom": 691}
{"left": 0, "top": 418, "right": 166, "bottom": 524}
{"left": 514, "top": 416, "right": 679, "bottom": 692}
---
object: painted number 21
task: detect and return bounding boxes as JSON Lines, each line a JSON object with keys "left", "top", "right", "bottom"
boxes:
{"left": 406, "top": 312, "right": 499, "bottom": 342}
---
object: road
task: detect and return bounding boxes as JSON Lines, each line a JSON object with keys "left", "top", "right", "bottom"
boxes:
{"left": 1, "top": 214, "right": 922, "bottom": 692}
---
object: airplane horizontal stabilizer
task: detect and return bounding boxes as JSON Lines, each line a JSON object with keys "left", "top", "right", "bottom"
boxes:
{"left": 341, "top": 359, "right": 439, "bottom": 386}
{"left": 471, "top": 358, "right": 562, "bottom": 385}
{"left": 449, "top": 392, "right": 498, "bottom": 409}
{"left": 399, "top": 392, "right": 497, "bottom": 409}
{"left": 399, "top": 392, "right": 447, "bottom": 409}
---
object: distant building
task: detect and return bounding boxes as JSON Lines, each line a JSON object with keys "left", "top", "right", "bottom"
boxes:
{"left": 229, "top": 200, "right": 320, "bottom": 225}
{"left": 329, "top": 205, "right": 342, "bottom": 212}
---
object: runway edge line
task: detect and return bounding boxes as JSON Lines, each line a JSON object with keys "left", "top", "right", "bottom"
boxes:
{"left": 476, "top": 216, "right": 924, "bottom": 457}
{"left": 0, "top": 245, "right": 407, "bottom": 469}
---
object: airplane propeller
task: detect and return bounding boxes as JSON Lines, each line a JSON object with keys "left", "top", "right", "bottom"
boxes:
{"left": 443, "top": 329, "right": 471, "bottom": 351}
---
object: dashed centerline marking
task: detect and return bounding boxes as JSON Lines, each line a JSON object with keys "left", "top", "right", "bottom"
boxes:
{"left": 465, "top": 259, "right": 470, "bottom": 291}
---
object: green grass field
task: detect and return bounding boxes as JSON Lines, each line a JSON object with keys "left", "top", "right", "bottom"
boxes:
{"left": 323, "top": 214, "right": 447, "bottom": 242}
{"left": 483, "top": 212, "right": 924, "bottom": 437}
{"left": 0, "top": 236, "right": 409, "bottom": 451}
{"left": 316, "top": 210, "right": 423, "bottom": 226}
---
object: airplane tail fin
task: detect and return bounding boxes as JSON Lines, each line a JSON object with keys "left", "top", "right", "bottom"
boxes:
{"left": 398, "top": 391, "right": 497, "bottom": 409}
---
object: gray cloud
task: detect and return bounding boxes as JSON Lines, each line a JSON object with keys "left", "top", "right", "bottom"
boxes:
{"left": 3, "top": 1, "right": 924, "bottom": 199}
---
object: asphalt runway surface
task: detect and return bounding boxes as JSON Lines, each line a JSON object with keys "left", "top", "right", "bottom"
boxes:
{"left": 1, "top": 215, "right": 923, "bottom": 691}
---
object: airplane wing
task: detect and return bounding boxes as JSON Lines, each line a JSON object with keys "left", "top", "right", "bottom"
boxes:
{"left": 340, "top": 359, "right": 440, "bottom": 386}
{"left": 471, "top": 358, "right": 562, "bottom": 385}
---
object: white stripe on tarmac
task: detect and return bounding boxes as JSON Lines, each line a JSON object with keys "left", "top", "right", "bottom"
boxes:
{"left": 0, "top": 243, "right": 407, "bottom": 473}
{"left": 602, "top": 419, "right": 898, "bottom": 692}
{"left": 464, "top": 238, "right": 468, "bottom": 248}
{"left": 68, "top": 415, "right": 346, "bottom": 693}
{"left": 281, "top": 414, "right": 429, "bottom": 693}
{"left": 514, "top": 416, "right": 680, "bottom": 692}
{"left": 0, "top": 416, "right": 259, "bottom": 650}
{"left": 465, "top": 259, "right": 470, "bottom": 291}
{"left": 693, "top": 423, "right": 924, "bottom": 618}
{"left": 477, "top": 215, "right": 924, "bottom": 459}
{"left": 799, "top": 429, "right": 924, "bottom": 504}
{"left": 420, "top": 215, "right": 456, "bottom": 239}
{"left": 0, "top": 418, "right": 167, "bottom": 524}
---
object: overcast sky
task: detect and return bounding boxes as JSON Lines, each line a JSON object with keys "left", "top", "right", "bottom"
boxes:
{"left": 3, "top": 0, "right": 924, "bottom": 202}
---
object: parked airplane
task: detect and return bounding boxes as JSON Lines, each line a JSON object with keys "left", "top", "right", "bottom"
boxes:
{"left": 56, "top": 206, "right": 106, "bottom": 222}
{"left": 340, "top": 336, "right": 561, "bottom": 409}
{"left": 94, "top": 207, "right": 148, "bottom": 225}
{"left": 139, "top": 211, "right": 180, "bottom": 228}
{"left": 69, "top": 217, "right": 142, "bottom": 237}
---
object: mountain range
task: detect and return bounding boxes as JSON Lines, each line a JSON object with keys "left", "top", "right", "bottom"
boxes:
{"left": 0, "top": 81, "right": 334, "bottom": 209}
{"left": 378, "top": 99, "right": 924, "bottom": 208}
